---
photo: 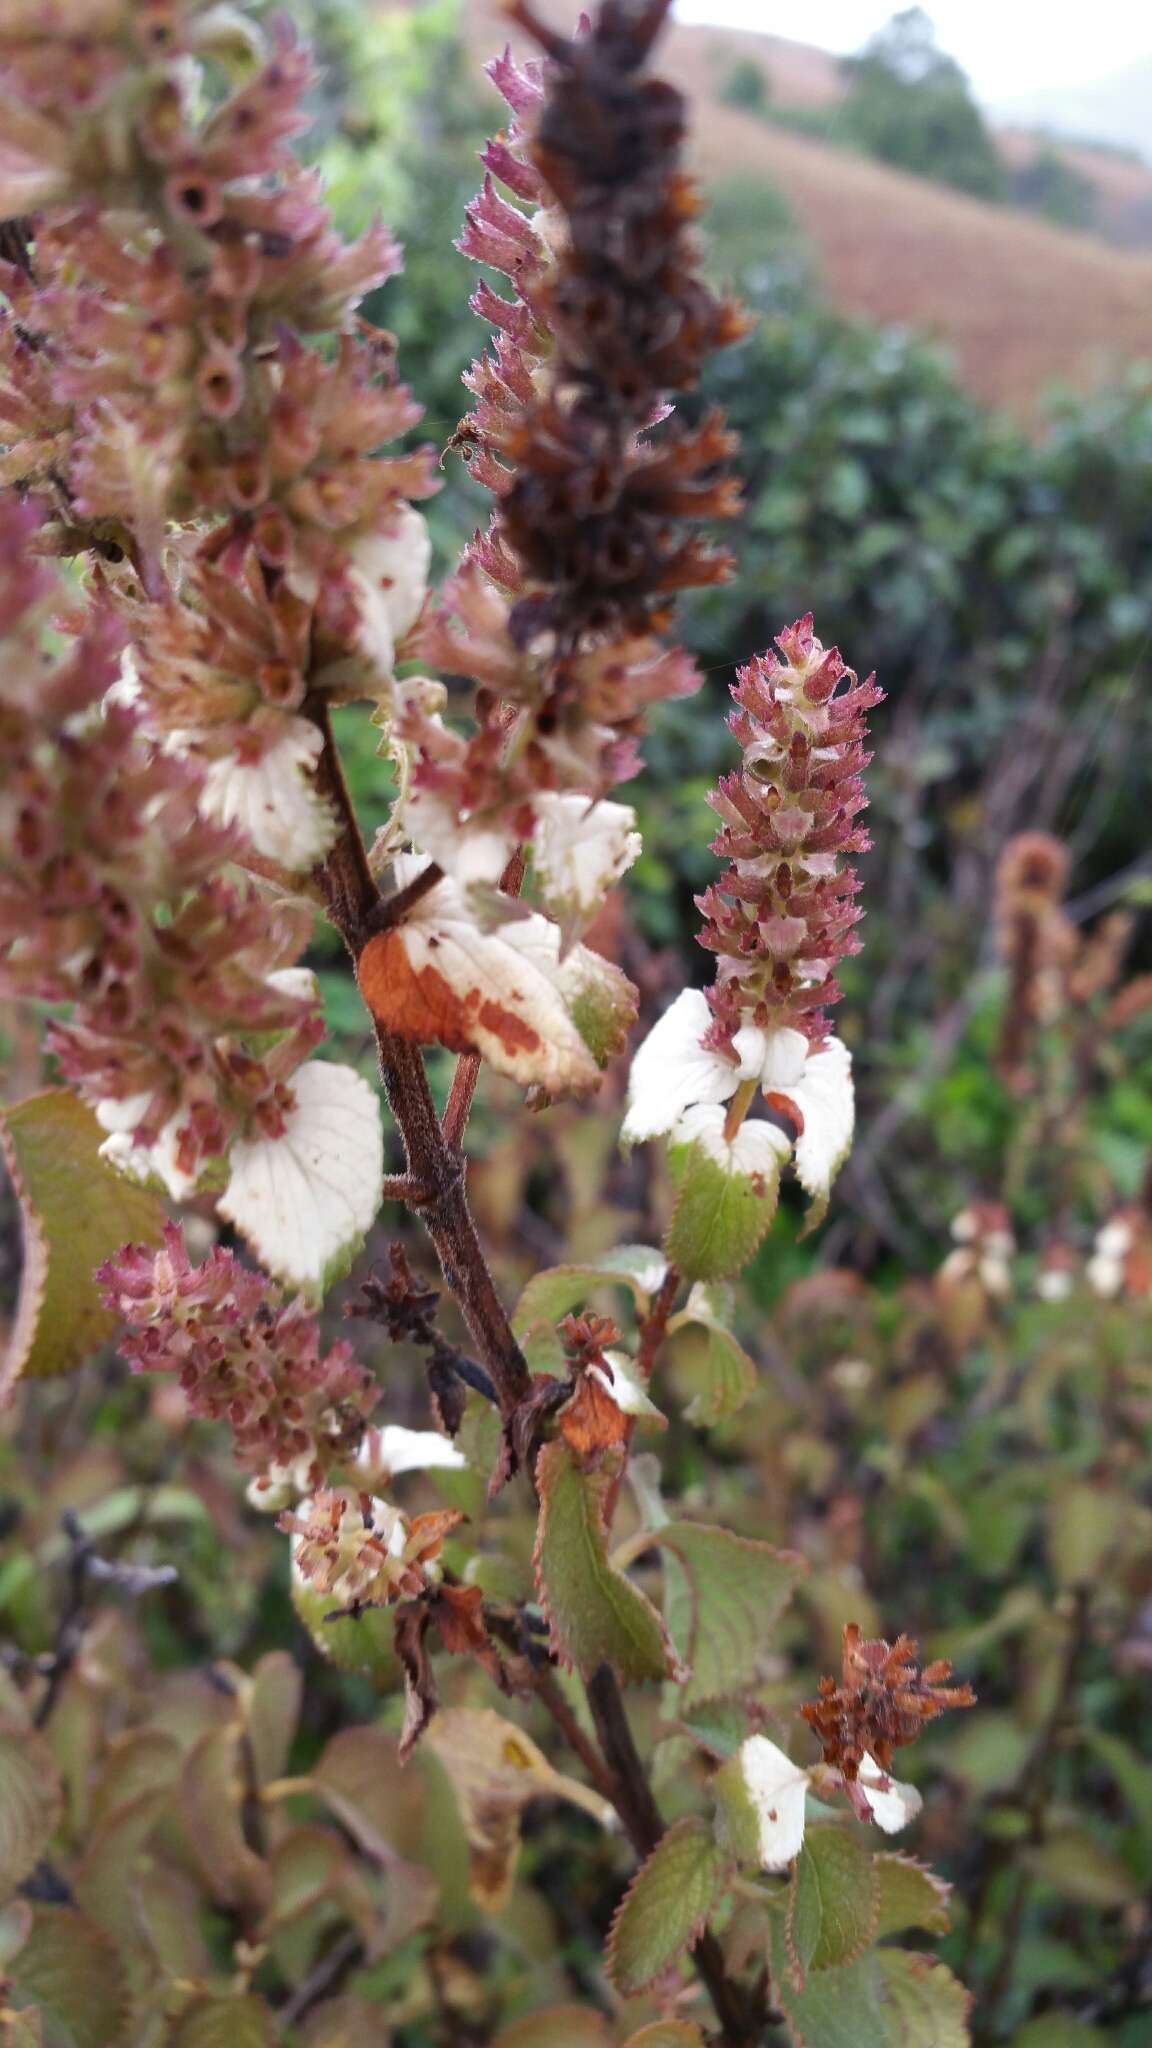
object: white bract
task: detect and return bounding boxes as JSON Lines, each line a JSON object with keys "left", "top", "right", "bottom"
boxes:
{"left": 95, "top": 1093, "right": 202, "bottom": 1203}
{"left": 622, "top": 986, "right": 854, "bottom": 1217}
{"left": 533, "top": 792, "right": 641, "bottom": 940}
{"left": 354, "top": 1424, "right": 469, "bottom": 1483}
{"left": 198, "top": 714, "right": 337, "bottom": 869}
{"left": 721, "top": 1736, "right": 922, "bottom": 1872}
{"left": 590, "top": 1350, "right": 667, "bottom": 1425}
{"left": 219, "top": 1060, "right": 384, "bottom": 1298}
{"left": 346, "top": 505, "right": 432, "bottom": 679}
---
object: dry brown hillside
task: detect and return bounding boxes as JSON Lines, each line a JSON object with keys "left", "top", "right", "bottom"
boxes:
{"left": 453, "top": 1, "right": 1152, "bottom": 423}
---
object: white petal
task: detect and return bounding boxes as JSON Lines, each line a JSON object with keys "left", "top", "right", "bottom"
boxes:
{"left": 402, "top": 779, "right": 515, "bottom": 887}
{"left": 199, "top": 717, "right": 336, "bottom": 869}
{"left": 622, "top": 988, "right": 739, "bottom": 1144}
{"left": 1036, "top": 1268, "right": 1073, "bottom": 1303}
{"left": 219, "top": 1062, "right": 384, "bottom": 1298}
{"left": 732, "top": 1023, "right": 770, "bottom": 1079}
{"left": 593, "top": 1352, "right": 667, "bottom": 1424}
{"left": 673, "top": 1102, "right": 792, "bottom": 1181}
{"left": 739, "top": 1736, "right": 810, "bottom": 1870}
{"left": 1087, "top": 1252, "right": 1123, "bottom": 1299}
{"left": 98, "top": 1108, "right": 202, "bottom": 1202}
{"left": 857, "top": 1754, "right": 922, "bottom": 1835}
{"left": 356, "top": 1425, "right": 468, "bottom": 1479}
{"left": 788, "top": 1036, "right": 855, "bottom": 1212}
{"left": 95, "top": 1090, "right": 153, "bottom": 1136}
{"left": 759, "top": 1026, "right": 810, "bottom": 1090}
{"left": 533, "top": 792, "right": 641, "bottom": 936}
{"left": 1096, "top": 1218, "right": 1133, "bottom": 1259}
{"left": 346, "top": 505, "right": 431, "bottom": 677}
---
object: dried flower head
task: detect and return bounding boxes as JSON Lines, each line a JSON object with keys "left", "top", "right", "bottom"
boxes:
{"left": 800, "top": 1623, "right": 975, "bottom": 1793}
{"left": 281, "top": 1488, "right": 463, "bottom": 1610}
{"left": 98, "top": 1222, "right": 376, "bottom": 1486}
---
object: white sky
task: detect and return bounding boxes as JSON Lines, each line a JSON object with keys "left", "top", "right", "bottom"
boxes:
{"left": 673, "top": 0, "right": 1149, "bottom": 103}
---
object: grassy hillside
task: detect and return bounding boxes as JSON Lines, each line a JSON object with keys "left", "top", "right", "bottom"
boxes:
{"left": 456, "top": 1, "right": 1152, "bottom": 423}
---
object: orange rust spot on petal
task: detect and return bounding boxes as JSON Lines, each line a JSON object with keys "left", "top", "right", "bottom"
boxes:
{"left": 764, "top": 1089, "right": 804, "bottom": 1137}
{"left": 357, "top": 930, "right": 543, "bottom": 1060}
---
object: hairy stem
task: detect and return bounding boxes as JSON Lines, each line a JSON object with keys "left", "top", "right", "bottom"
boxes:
{"left": 306, "top": 697, "right": 532, "bottom": 1420}
{"left": 586, "top": 1663, "right": 767, "bottom": 2045}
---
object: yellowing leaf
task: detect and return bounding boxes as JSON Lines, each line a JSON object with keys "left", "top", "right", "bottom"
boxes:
{"left": 425, "top": 1707, "right": 614, "bottom": 1911}
{"left": 0, "top": 1090, "right": 164, "bottom": 1391}
{"left": 606, "top": 1818, "right": 730, "bottom": 1996}
{"left": 872, "top": 1854, "right": 952, "bottom": 1939}
{"left": 0, "top": 1726, "right": 63, "bottom": 1895}
{"left": 533, "top": 1441, "right": 683, "bottom": 1685}
{"left": 166, "top": 1996, "right": 277, "bottom": 2048}
{"left": 8, "top": 1905, "right": 128, "bottom": 2048}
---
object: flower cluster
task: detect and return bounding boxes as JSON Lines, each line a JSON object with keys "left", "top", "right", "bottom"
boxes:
{"left": 97, "top": 1223, "right": 378, "bottom": 1488}
{"left": 383, "top": 0, "right": 741, "bottom": 934}
{"left": 624, "top": 617, "right": 881, "bottom": 1223}
{"left": 0, "top": 1, "right": 436, "bottom": 868}
{"left": 281, "top": 1488, "right": 463, "bottom": 1610}
{"left": 939, "top": 1201, "right": 1015, "bottom": 1301}
{"left": 0, "top": 499, "right": 323, "bottom": 1199}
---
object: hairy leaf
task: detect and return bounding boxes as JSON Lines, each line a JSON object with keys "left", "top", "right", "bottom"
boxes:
{"left": 658, "top": 1521, "right": 805, "bottom": 1704}
{"left": 665, "top": 1314, "right": 757, "bottom": 1426}
{"left": 666, "top": 1135, "right": 782, "bottom": 1282}
{"left": 606, "top": 1819, "right": 730, "bottom": 1996}
{"left": 534, "top": 1441, "right": 682, "bottom": 1684}
{"left": 0, "top": 1090, "right": 164, "bottom": 1391}
{"left": 872, "top": 1854, "right": 952, "bottom": 1939}
{"left": 513, "top": 1247, "right": 667, "bottom": 1338}
{"left": 786, "top": 1825, "right": 879, "bottom": 1983}
{"left": 872, "top": 1950, "right": 971, "bottom": 2046}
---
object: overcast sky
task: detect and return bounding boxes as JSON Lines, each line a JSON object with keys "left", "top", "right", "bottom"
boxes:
{"left": 673, "top": 0, "right": 1148, "bottom": 104}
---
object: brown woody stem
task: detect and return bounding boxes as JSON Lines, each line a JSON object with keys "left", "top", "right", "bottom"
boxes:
{"left": 306, "top": 697, "right": 532, "bottom": 1420}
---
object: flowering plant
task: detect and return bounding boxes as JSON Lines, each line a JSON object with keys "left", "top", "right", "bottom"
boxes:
{"left": 0, "top": 5, "right": 990, "bottom": 2043}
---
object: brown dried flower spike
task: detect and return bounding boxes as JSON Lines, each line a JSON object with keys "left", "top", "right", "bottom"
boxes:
{"left": 801, "top": 1623, "right": 975, "bottom": 1779}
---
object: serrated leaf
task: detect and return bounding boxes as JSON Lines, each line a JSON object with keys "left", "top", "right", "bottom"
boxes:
{"left": 513, "top": 1248, "right": 666, "bottom": 1338}
{"left": 0, "top": 1726, "right": 63, "bottom": 1894}
{"left": 769, "top": 1918, "right": 891, "bottom": 2048}
{"left": 606, "top": 1819, "right": 730, "bottom": 1996}
{"left": 0, "top": 1090, "right": 164, "bottom": 1390}
{"left": 872, "top": 1854, "right": 951, "bottom": 1939}
{"left": 658, "top": 1521, "right": 805, "bottom": 1705}
{"left": 219, "top": 1060, "right": 383, "bottom": 1300}
{"left": 873, "top": 1950, "right": 971, "bottom": 2046}
{"left": 533, "top": 1441, "right": 682, "bottom": 1684}
{"left": 166, "top": 1995, "right": 276, "bottom": 2047}
{"left": 8, "top": 1905, "right": 128, "bottom": 2048}
{"left": 786, "top": 1826, "right": 878, "bottom": 1984}
{"left": 666, "top": 1318, "right": 757, "bottom": 1426}
{"left": 666, "top": 1137, "right": 781, "bottom": 1282}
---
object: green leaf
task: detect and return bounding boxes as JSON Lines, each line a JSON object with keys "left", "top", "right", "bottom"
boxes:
{"left": 533, "top": 1442, "right": 681, "bottom": 1685}
{"left": 245, "top": 1651, "right": 302, "bottom": 1788}
{"left": 0, "top": 1726, "right": 63, "bottom": 1894}
{"left": 1013, "top": 2022, "right": 1109, "bottom": 2047}
{"left": 1079, "top": 1728, "right": 1152, "bottom": 1837}
{"left": 872, "top": 1951, "right": 971, "bottom": 2046}
{"left": 872, "top": 1854, "right": 952, "bottom": 1938}
{"left": 1022, "top": 1828, "right": 1140, "bottom": 1908}
{"left": 606, "top": 1819, "right": 730, "bottom": 1996}
{"left": 786, "top": 1826, "right": 878, "bottom": 1984}
{"left": 8, "top": 1906, "right": 128, "bottom": 2048}
{"left": 1046, "top": 1481, "right": 1129, "bottom": 1588}
{"left": 166, "top": 1996, "right": 277, "bottom": 2047}
{"left": 657, "top": 1521, "right": 805, "bottom": 1705}
{"left": 513, "top": 1247, "right": 667, "bottom": 1336}
{"left": 666, "top": 1138, "right": 781, "bottom": 1282}
{"left": 665, "top": 1308, "right": 757, "bottom": 1426}
{"left": 0, "top": 1090, "right": 165, "bottom": 1390}
{"left": 769, "top": 1919, "right": 891, "bottom": 2048}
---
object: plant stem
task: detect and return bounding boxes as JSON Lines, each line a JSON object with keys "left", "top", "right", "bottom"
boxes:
{"left": 585, "top": 1663, "right": 767, "bottom": 2046}
{"left": 306, "top": 697, "right": 532, "bottom": 1420}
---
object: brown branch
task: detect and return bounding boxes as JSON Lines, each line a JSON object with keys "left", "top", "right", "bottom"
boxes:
{"left": 305, "top": 695, "right": 532, "bottom": 1421}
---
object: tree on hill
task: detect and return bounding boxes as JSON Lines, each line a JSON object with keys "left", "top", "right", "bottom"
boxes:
{"left": 841, "top": 6, "right": 1006, "bottom": 201}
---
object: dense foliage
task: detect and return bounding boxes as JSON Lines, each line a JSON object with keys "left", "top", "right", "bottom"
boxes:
{"left": 0, "top": 4, "right": 1150, "bottom": 2047}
